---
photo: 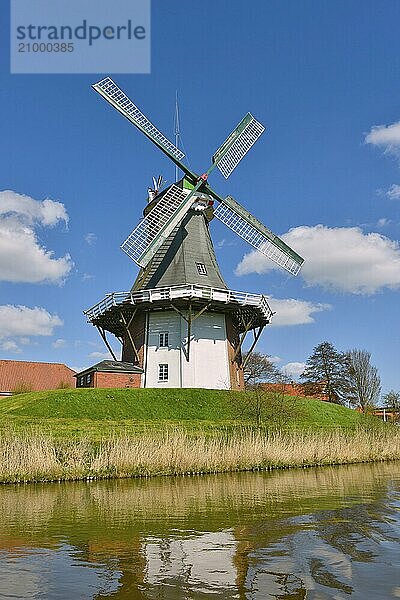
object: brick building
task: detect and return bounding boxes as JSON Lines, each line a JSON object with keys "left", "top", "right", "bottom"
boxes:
{"left": 75, "top": 360, "right": 143, "bottom": 389}
{"left": 0, "top": 360, "right": 76, "bottom": 396}
{"left": 260, "top": 382, "right": 329, "bottom": 401}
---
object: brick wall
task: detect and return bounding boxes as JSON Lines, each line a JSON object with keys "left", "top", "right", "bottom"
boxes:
{"left": 225, "top": 315, "right": 245, "bottom": 391}
{"left": 94, "top": 372, "right": 141, "bottom": 389}
{"left": 122, "top": 311, "right": 146, "bottom": 367}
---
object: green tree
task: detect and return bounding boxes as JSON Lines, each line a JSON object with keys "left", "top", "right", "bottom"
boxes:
{"left": 345, "top": 349, "right": 381, "bottom": 412}
{"left": 300, "top": 341, "right": 348, "bottom": 404}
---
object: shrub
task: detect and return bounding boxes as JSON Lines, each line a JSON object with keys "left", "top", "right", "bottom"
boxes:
{"left": 57, "top": 381, "right": 72, "bottom": 389}
{"left": 12, "top": 382, "right": 34, "bottom": 395}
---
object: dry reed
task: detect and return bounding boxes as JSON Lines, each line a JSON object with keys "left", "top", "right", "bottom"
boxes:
{"left": 0, "top": 426, "right": 399, "bottom": 484}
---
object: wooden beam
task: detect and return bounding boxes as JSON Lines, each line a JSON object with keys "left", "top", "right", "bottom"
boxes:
{"left": 171, "top": 302, "right": 211, "bottom": 323}
{"left": 170, "top": 304, "right": 190, "bottom": 359}
{"left": 170, "top": 303, "right": 188, "bottom": 321}
{"left": 171, "top": 302, "right": 212, "bottom": 362}
{"left": 231, "top": 318, "right": 255, "bottom": 363}
{"left": 96, "top": 326, "right": 117, "bottom": 361}
{"left": 186, "top": 303, "right": 192, "bottom": 362}
{"left": 126, "top": 307, "right": 138, "bottom": 330}
{"left": 120, "top": 311, "right": 140, "bottom": 364}
{"left": 191, "top": 302, "right": 212, "bottom": 322}
{"left": 242, "top": 325, "right": 265, "bottom": 370}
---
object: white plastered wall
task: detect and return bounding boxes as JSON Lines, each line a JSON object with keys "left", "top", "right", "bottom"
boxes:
{"left": 144, "top": 310, "right": 230, "bottom": 389}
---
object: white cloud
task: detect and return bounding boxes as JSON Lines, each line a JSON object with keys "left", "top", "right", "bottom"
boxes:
{"left": 52, "top": 338, "right": 67, "bottom": 349}
{"left": 0, "top": 190, "right": 72, "bottom": 284}
{"left": 0, "top": 305, "right": 62, "bottom": 338}
{"left": 269, "top": 355, "right": 282, "bottom": 364}
{"left": 236, "top": 225, "right": 400, "bottom": 295}
{"left": 1, "top": 340, "right": 21, "bottom": 353}
{"left": 377, "top": 217, "right": 391, "bottom": 227}
{"left": 85, "top": 233, "right": 97, "bottom": 245}
{"left": 216, "top": 238, "right": 236, "bottom": 249}
{"left": 282, "top": 362, "right": 306, "bottom": 380}
{"left": 0, "top": 190, "right": 69, "bottom": 226}
{"left": 365, "top": 121, "right": 400, "bottom": 154}
{"left": 387, "top": 184, "right": 400, "bottom": 200}
{"left": 269, "top": 297, "right": 331, "bottom": 327}
{"left": 0, "top": 306, "right": 62, "bottom": 355}
{"left": 89, "top": 351, "right": 112, "bottom": 360}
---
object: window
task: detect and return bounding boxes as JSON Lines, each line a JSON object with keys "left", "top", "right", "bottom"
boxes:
{"left": 196, "top": 262, "right": 208, "bottom": 276}
{"left": 79, "top": 376, "right": 84, "bottom": 387}
{"left": 86, "top": 373, "right": 92, "bottom": 384}
{"left": 159, "top": 332, "right": 169, "bottom": 347}
{"left": 158, "top": 364, "right": 169, "bottom": 381}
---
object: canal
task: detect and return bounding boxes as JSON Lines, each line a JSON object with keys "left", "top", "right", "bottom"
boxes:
{"left": 0, "top": 462, "right": 398, "bottom": 598}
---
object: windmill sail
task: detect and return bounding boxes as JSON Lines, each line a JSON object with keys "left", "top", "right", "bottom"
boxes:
{"left": 93, "top": 77, "right": 185, "bottom": 163}
{"left": 121, "top": 185, "right": 195, "bottom": 268}
{"left": 92, "top": 76, "right": 304, "bottom": 277}
{"left": 214, "top": 195, "right": 304, "bottom": 275}
{"left": 212, "top": 113, "right": 265, "bottom": 179}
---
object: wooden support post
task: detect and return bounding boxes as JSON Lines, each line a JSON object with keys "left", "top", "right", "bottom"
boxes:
{"left": 242, "top": 325, "right": 265, "bottom": 370}
{"left": 120, "top": 311, "right": 140, "bottom": 364}
{"left": 186, "top": 303, "right": 192, "bottom": 362}
{"left": 126, "top": 308, "right": 138, "bottom": 330}
{"left": 171, "top": 301, "right": 211, "bottom": 323}
{"left": 96, "top": 326, "right": 118, "bottom": 361}
{"left": 170, "top": 304, "right": 187, "bottom": 321}
{"left": 171, "top": 302, "right": 212, "bottom": 362}
{"left": 231, "top": 318, "right": 255, "bottom": 363}
{"left": 191, "top": 302, "right": 212, "bottom": 322}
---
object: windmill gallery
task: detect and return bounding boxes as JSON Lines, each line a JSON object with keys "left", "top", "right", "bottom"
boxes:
{"left": 82, "top": 78, "right": 304, "bottom": 390}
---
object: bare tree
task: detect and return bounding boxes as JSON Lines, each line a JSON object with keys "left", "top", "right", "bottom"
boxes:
{"left": 237, "top": 352, "right": 293, "bottom": 427}
{"left": 345, "top": 349, "right": 381, "bottom": 412}
{"left": 243, "top": 352, "right": 281, "bottom": 389}
{"left": 382, "top": 390, "right": 400, "bottom": 410}
{"left": 382, "top": 390, "right": 400, "bottom": 421}
{"left": 235, "top": 369, "right": 298, "bottom": 428}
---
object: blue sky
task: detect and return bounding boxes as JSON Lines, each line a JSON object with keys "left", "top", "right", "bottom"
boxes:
{"left": 1, "top": 1, "right": 400, "bottom": 393}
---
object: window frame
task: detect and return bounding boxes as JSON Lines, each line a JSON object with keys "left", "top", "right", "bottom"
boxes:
{"left": 196, "top": 262, "right": 208, "bottom": 276}
{"left": 158, "top": 363, "right": 169, "bottom": 382}
{"left": 159, "top": 332, "right": 169, "bottom": 348}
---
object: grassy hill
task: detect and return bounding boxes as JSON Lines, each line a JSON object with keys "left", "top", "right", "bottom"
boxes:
{"left": 0, "top": 389, "right": 394, "bottom": 483}
{"left": 0, "top": 388, "right": 377, "bottom": 439}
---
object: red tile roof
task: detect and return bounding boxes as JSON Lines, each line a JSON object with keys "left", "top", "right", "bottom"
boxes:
{"left": 0, "top": 360, "right": 76, "bottom": 395}
{"left": 260, "top": 382, "right": 329, "bottom": 401}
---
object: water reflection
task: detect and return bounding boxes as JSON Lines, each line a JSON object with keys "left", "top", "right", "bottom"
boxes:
{"left": 0, "top": 462, "right": 398, "bottom": 599}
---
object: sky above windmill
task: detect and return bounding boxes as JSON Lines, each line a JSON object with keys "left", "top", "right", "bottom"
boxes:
{"left": 1, "top": 0, "right": 400, "bottom": 393}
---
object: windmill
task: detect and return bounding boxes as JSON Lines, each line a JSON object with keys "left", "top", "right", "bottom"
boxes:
{"left": 84, "top": 77, "right": 304, "bottom": 390}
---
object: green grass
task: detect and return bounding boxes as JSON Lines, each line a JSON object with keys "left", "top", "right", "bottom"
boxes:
{"left": 0, "top": 387, "right": 379, "bottom": 440}
{"left": 0, "top": 389, "right": 394, "bottom": 484}
{"left": 0, "top": 388, "right": 238, "bottom": 420}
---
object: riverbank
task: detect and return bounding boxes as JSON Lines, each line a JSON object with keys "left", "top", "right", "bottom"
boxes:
{"left": 1, "top": 426, "right": 399, "bottom": 484}
{"left": 0, "top": 388, "right": 397, "bottom": 484}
